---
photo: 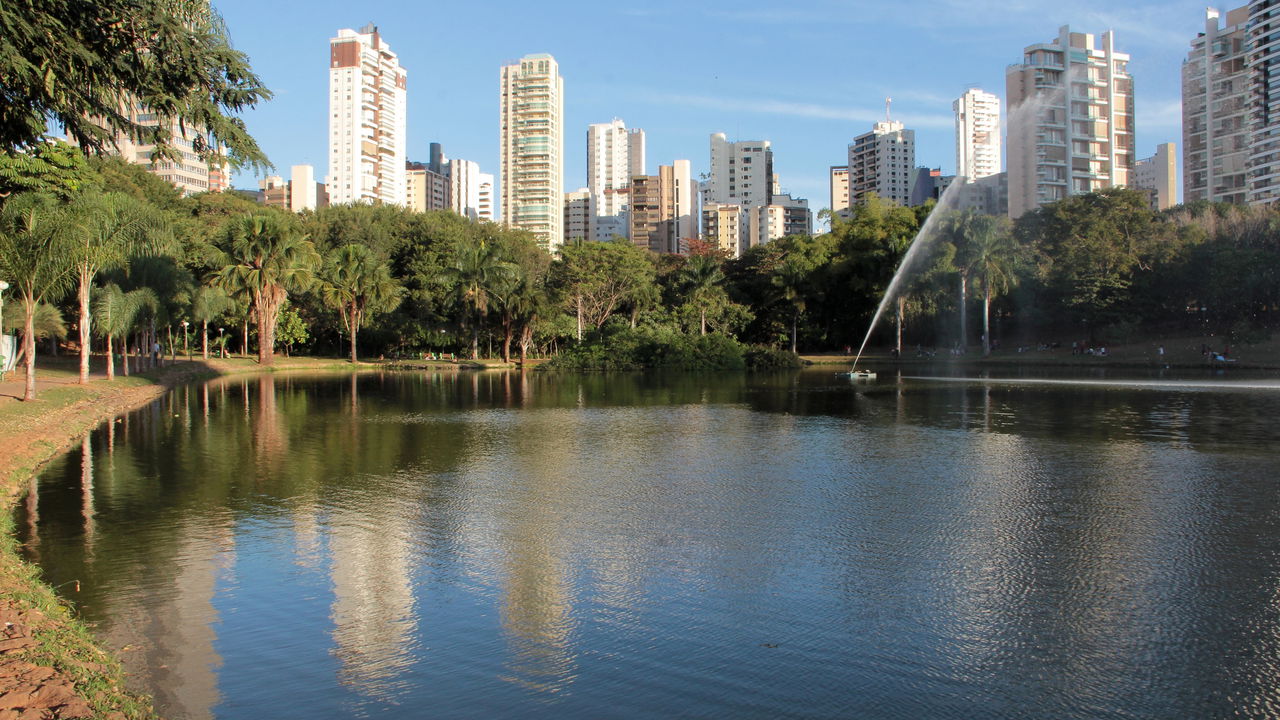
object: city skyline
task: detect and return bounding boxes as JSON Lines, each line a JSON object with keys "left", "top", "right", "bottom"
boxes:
{"left": 216, "top": 1, "right": 1202, "bottom": 219}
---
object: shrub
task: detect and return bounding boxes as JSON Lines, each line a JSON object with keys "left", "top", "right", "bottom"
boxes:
{"left": 548, "top": 328, "right": 747, "bottom": 370}
{"left": 744, "top": 345, "right": 802, "bottom": 369}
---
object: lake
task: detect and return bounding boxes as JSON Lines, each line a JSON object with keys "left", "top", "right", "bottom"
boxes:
{"left": 16, "top": 369, "right": 1280, "bottom": 719}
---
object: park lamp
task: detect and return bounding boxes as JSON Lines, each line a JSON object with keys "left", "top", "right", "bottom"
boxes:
{"left": 181, "top": 320, "right": 190, "bottom": 359}
{"left": 0, "top": 280, "right": 8, "bottom": 332}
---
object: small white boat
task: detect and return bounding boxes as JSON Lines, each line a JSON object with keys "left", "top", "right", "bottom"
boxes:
{"left": 839, "top": 369, "right": 877, "bottom": 380}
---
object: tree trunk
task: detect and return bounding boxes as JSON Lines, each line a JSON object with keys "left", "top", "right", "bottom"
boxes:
{"left": 202, "top": 321, "right": 209, "bottom": 360}
{"left": 700, "top": 307, "right": 706, "bottom": 336}
{"left": 350, "top": 314, "right": 359, "bottom": 364}
{"left": 256, "top": 296, "right": 278, "bottom": 366}
{"left": 501, "top": 316, "right": 512, "bottom": 364}
{"left": 242, "top": 320, "right": 249, "bottom": 357}
{"left": 78, "top": 270, "right": 91, "bottom": 384}
{"left": 105, "top": 335, "right": 115, "bottom": 380}
{"left": 576, "top": 295, "right": 583, "bottom": 341}
{"left": 121, "top": 337, "right": 130, "bottom": 376}
{"left": 983, "top": 289, "right": 992, "bottom": 357}
{"left": 791, "top": 311, "right": 798, "bottom": 353}
{"left": 471, "top": 309, "right": 480, "bottom": 360}
{"left": 959, "top": 273, "right": 968, "bottom": 350}
{"left": 23, "top": 303, "right": 36, "bottom": 401}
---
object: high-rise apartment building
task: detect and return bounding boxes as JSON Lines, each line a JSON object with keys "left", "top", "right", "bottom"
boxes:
{"left": 328, "top": 25, "right": 407, "bottom": 206}
{"left": 1247, "top": 1, "right": 1280, "bottom": 204}
{"left": 702, "top": 203, "right": 742, "bottom": 256}
{"left": 629, "top": 160, "right": 697, "bottom": 254}
{"left": 747, "top": 193, "right": 811, "bottom": 248}
{"left": 847, "top": 118, "right": 916, "bottom": 206}
{"left": 108, "top": 104, "right": 229, "bottom": 196}
{"left": 448, "top": 158, "right": 488, "bottom": 220}
{"left": 405, "top": 161, "right": 449, "bottom": 212}
{"left": 1134, "top": 143, "right": 1177, "bottom": 210}
{"left": 954, "top": 88, "right": 1002, "bottom": 182}
{"left": 564, "top": 188, "right": 592, "bottom": 244}
{"left": 705, "top": 133, "right": 773, "bottom": 208}
{"left": 587, "top": 119, "right": 645, "bottom": 242}
{"left": 829, "top": 166, "right": 850, "bottom": 215}
{"left": 1006, "top": 26, "right": 1134, "bottom": 218}
{"left": 1183, "top": 7, "right": 1254, "bottom": 204}
{"left": 500, "top": 54, "right": 565, "bottom": 250}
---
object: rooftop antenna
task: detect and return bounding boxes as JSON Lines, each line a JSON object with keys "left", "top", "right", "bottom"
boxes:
{"left": 885, "top": 97, "right": 892, "bottom": 123}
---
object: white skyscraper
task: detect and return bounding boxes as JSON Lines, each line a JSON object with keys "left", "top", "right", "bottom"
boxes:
{"left": 328, "top": 25, "right": 407, "bottom": 206}
{"left": 587, "top": 119, "right": 645, "bottom": 242}
{"left": 705, "top": 133, "right": 773, "bottom": 208}
{"left": 500, "top": 53, "right": 565, "bottom": 250}
{"left": 954, "top": 88, "right": 1002, "bottom": 182}
{"left": 448, "top": 158, "right": 486, "bottom": 220}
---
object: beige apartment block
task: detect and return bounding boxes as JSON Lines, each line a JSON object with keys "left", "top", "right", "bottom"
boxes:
{"left": 1134, "top": 143, "right": 1177, "bottom": 210}
{"left": 564, "top": 188, "right": 592, "bottom": 244}
{"left": 328, "top": 25, "right": 407, "bottom": 206}
{"left": 702, "top": 203, "right": 742, "bottom": 257}
{"left": 829, "top": 166, "right": 850, "bottom": 215}
{"left": 500, "top": 54, "right": 565, "bottom": 250}
{"left": 108, "top": 104, "right": 228, "bottom": 196}
{"left": 1006, "top": 26, "right": 1133, "bottom": 218}
{"left": 628, "top": 160, "right": 696, "bottom": 254}
{"left": 405, "top": 162, "right": 449, "bottom": 212}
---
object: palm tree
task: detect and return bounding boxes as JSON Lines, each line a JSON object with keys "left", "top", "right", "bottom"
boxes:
{"left": 678, "top": 255, "right": 726, "bottom": 335}
{"left": 320, "top": 244, "right": 402, "bottom": 363}
{"left": 216, "top": 214, "right": 319, "bottom": 366}
{"left": 967, "top": 217, "right": 1021, "bottom": 356}
{"left": 190, "top": 285, "right": 234, "bottom": 360}
{"left": 437, "top": 242, "right": 515, "bottom": 359}
{"left": 0, "top": 193, "right": 76, "bottom": 400}
{"left": 93, "top": 284, "right": 156, "bottom": 378}
{"left": 772, "top": 258, "right": 810, "bottom": 353}
{"left": 67, "top": 192, "right": 165, "bottom": 383}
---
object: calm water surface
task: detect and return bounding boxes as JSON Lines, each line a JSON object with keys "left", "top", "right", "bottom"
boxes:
{"left": 16, "top": 369, "right": 1280, "bottom": 719}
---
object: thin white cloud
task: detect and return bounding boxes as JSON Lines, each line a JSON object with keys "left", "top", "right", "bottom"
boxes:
{"left": 640, "top": 91, "right": 954, "bottom": 129}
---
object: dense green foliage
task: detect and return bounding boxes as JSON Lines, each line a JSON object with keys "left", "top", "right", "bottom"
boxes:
{"left": 0, "top": 0, "right": 271, "bottom": 168}
{"left": 7, "top": 140, "right": 1280, "bottom": 392}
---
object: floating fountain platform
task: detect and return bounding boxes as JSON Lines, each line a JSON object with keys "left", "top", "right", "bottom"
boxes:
{"left": 840, "top": 369, "right": 877, "bottom": 381}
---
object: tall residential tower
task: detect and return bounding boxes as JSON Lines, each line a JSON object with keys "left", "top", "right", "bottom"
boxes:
{"left": 328, "top": 25, "right": 407, "bottom": 206}
{"left": 500, "top": 54, "right": 565, "bottom": 250}
{"left": 587, "top": 119, "right": 645, "bottom": 242}
{"left": 1006, "top": 26, "right": 1134, "bottom": 218}
{"left": 954, "top": 88, "right": 1002, "bottom": 182}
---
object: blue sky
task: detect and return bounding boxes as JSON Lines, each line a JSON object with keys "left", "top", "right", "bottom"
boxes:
{"left": 217, "top": 0, "right": 1207, "bottom": 214}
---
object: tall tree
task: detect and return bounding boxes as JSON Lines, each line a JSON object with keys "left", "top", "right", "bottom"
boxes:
{"left": 93, "top": 284, "right": 156, "bottom": 378}
{"left": 321, "top": 244, "right": 403, "bottom": 363}
{"left": 554, "top": 240, "right": 656, "bottom": 339}
{"left": 437, "top": 241, "right": 515, "bottom": 359}
{"left": 0, "top": 194, "right": 76, "bottom": 400}
{"left": 67, "top": 192, "right": 165, "bottom": 382}
{"left": 217, "top": 214, "right": 319, "bottom": 366}
{"left": 679, "top": 254, "right": 726, "bottom": 336}
{"left": 190, "top": 284, "right": 233, "bottom": 360}
{"left": 0, "top": 0, "right": 271, "bottom": 168}
{"left": 965, "top": 217, "right": 1020, "bottom": 355}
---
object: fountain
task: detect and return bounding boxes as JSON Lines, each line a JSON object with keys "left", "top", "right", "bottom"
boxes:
{"left": 845, "top": 89, "right": 1056, "bottom": 380}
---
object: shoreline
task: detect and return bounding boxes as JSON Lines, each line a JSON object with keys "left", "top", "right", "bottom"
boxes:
{"left": 0, "top": 356, "right": 387, "bottom": 719}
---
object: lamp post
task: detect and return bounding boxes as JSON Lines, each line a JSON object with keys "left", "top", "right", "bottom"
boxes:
{"left": 181, "top": 320, "right": 190, "bottom": 360}
{"left": 218, "top": 327, "right": 225, "bottom": 358}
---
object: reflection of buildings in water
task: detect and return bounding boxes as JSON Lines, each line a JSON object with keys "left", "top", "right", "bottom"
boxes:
{"left": 328, "top": 511, "right": 417, "bottom": 700}
{"left": 98, "top": 525, "right": 235, "bottom": 720}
